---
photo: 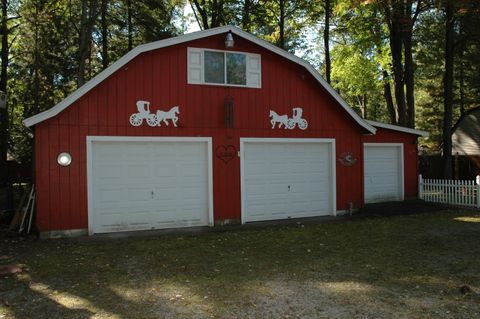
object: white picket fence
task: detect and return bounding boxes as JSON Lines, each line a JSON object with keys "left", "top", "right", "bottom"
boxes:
{"left": 418, "top": 174, "right": 480, "bottom": 208}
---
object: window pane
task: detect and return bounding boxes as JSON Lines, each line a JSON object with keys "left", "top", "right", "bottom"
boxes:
{"left": 204, "top": 51, "right": 225, "bottom": 84}
{"left": 226, "top": 53, "right": 246, "bottom": 85}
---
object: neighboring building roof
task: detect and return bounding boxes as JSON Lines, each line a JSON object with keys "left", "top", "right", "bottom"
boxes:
{"left": 366, "top": 120, "right": 429, "bottom": 137}
{"left": 23, "top": 26, "right": 376, "bottom": 134}
{"left": 452, "top": 107, "right": 480, "bottom": 155}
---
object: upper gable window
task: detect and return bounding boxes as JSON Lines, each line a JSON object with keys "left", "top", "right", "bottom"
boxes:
{"left": 205, "top": 51, "right": 225, "bottom": 84}
{"left": 188, "top": 48, "right": 261, "bottom": 88}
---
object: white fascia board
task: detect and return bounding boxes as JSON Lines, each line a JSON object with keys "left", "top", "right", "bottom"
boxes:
{"left": 23, "top": 25, "right": 375, "bottom": 134}
{"left": 366, "top": 120, "right": 429, "bottom": 137}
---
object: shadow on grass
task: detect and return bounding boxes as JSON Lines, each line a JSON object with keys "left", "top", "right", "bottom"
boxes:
{"left": 1, "top": 210, "right": 479, "bottom": 318}
{"left": 0, "top": 277, "right": 94, "bottom": 319}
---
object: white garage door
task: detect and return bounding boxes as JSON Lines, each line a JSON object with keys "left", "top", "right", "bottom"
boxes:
{"left": 241, "top": 139, "right": 335, "bottom": 223}
{"left": 364, "top": 144, "right": 404, "bottom": 203}
{"left": 87, "top": 137, "right": 212, "bottom": 234}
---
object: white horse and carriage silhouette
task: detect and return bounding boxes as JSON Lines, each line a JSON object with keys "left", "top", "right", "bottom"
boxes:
{"left": 129, "top": 101, "right": 307, "bottom": 130}
{"left": 129, "top": 100, "right": 180, "bottom": 127}
{"left": 269, "top": 107, "right": 308, "bottom": 130}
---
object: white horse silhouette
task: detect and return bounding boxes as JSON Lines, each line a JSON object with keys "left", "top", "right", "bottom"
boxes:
{"left": 269, "top": 110, "right": 289, "bottom": 129}
{"left": 156, "top": 106, "right": 180, "bottom": 127}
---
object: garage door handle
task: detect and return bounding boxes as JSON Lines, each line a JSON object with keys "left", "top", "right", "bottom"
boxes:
{"left": 288, "top": 185, "right": 291, "bottom": 191}
{"left": 151, "top": 191, "right": 154, "bottom": 199}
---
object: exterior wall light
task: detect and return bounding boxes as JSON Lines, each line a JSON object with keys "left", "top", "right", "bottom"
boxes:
{"left": 57, "top": 152, "right": 72, "bottom": 166}
{"left": 225, "top": 31, "right": 234, "bottom": 48}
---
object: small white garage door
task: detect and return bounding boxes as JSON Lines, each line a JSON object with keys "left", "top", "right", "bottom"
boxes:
{"left": 87, "top": 137, "right": 212, "bottom": 234}
{"left": 364, "top": 143, "right": 404, "bottom": 203}
{"left": 241, "top": 139, "right": 335, "bottom": 223}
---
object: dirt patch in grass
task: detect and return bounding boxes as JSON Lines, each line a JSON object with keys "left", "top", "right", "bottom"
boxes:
{"left": 1, "top": 210, "right": 479, "bottom": 318}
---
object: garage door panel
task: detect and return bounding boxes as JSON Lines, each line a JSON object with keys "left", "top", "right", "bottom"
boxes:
{"left": 128, "top": 166, "right": 152, "bottom": 178}
{"left": 269, "top": 184, "right": 289, "bottom": 194}
{"left": 151, "top": 189, "right": 176, "bottom": 200}
{"left": 97, "top": 163, "right": 123, "bottom": 175}
{"left": 96, "top": 187, "right": 124, "bottom": 201}
{"left": 366, "top": 174, "right": 398, "bottom": 184}
{"left": 364, "top": 144, "right": 403, "bottom": 203}
{"left": 90, "top": 140, "right": 210, "bottom": 234}
{"left": 243, "top": 141, "right": 333, "bottom": 223}
{"left": 371, "top": 177, "right": 398, "bottom": 187}
{"left": 367, "top": 161, "right": 397, "bottom": 172}
{"left": 367, "top": 181, "right": 398, "bottom": 190}
{"left": 152, "top": 177, "right": 176, "bottom": 186}
{"left": 180, "top": 194, "right": 204, "bottom": 202}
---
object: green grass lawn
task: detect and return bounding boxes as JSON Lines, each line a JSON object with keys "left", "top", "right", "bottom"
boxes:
{"left": 1, "top": 210, "right": 479, "bottom": 318}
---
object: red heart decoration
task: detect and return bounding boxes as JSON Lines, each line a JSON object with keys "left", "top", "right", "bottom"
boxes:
{"left": 216, "top": 145, "right": 237, "bottom": 164}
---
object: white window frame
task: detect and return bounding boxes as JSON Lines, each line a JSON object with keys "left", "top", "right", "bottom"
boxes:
{"left": 187, "top": 47, "right": 261, "bottom": 88}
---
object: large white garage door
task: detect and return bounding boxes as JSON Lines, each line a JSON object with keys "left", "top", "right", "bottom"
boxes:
{"left": 364, "top": 144, "right": 404, "bottom": 203}
{"left": 88, "top": 137, "right": 212, "bottom": 234}
{"left": 241, "top": 139, "right": 335, "bottom": 223}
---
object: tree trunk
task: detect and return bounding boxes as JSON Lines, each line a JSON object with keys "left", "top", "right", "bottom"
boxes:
{"left": 382, "top": 70, "right": 397, "bottom": 124}
{"left": 78, "top": 0, "right": 98, "bottom": 87}
{"left": 78, "top": 0, "right": 89, "bottom": 87}
{"left": 403, "top": 1, "right": 415, "bottom": 128}
{"left": 388, "top": 3, "right": 406, "bottom": 126}
{"left": 0, "top": 0, "right": 8, "bottom": 188}
{"left": 279, "top": 0, "right": 285, "bottom": 49}
{"left": 459, "top": 55, "right": 465, "bottom": 115}
{"left": 389, "top": 30, "right": 406, "bottom": 126}
{"left": 458, "top": 26, "right": 465, "bottom": 115}
{"left": 362, "top": 93, "right": 368, "bottom": 119}
{"left": 101, "top": 0, "right": 109, "bottom": 69}
{"left": 211, "top": 0, "right": 218, "bottom": 27}
{"left": 442, "top": 2, "right": 455, "bottom": 179}
{"left": 191, "top": 0, "right": 211, "bottom": 29}
{"left": 402, "top": 0, "right": 414, "bottom": 128}
{"left": 127, "top": 0, "right": 132, "bottom": 50}
{"left": 31, "top": 3, "right": 41, "bottom": 117}
{"left": 403, "top": 33, "right": 415, "bottom": 128}
{"left": 210, "top": 0, "right": 225, "bottom": 27}
{"left": 323, "top": 0, "right": 331, "bottom": 83}
{"left": 242, "top": 0, "right": 252, "bottom": 32}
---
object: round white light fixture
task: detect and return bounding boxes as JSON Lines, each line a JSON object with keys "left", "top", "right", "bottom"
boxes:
{"left": 57, "top": 152, "right": 72, "bottom": 166}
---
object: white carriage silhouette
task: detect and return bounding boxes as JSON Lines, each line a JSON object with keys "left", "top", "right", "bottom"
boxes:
{"left": 270, "top": 107, "right": 308, "bottom": 130}
{"left": 129, "top": 100, "right": 179, "bottom": 127}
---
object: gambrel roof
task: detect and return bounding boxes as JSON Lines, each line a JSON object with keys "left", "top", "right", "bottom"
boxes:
{"left": 23, "top": 26, "right": 376, "bottom": 133}
{"left": 24, "top": 25, "right": 427, "bottom": 138}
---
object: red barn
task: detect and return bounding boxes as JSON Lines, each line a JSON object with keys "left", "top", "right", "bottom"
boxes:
{"left": 23, "top": 26, "right": 428, "bottom": 237}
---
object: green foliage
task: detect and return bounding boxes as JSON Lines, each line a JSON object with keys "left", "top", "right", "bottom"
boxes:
{"left": 414, "top": 9, "right": 445, "bottom": 153}
{"left": 5, "top": 0, "right": 184, "bottom": 162}
{"left": 331, "top": 46, "right": 376, "bottom": 97}
{"left": 108, "top": 0, "right": 183, "bottom": 59}
{"left": 414, "top": 5, "right": 480, "bottom": 153}
{"left": 3, "top": 0, "right": 480, "bottom": 162}
{"left": 330, "top": 44, "right": 388, "bottom": 121}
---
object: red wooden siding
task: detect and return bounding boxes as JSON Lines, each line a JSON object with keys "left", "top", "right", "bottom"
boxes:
{"left": 34, "top": 33, "right": 416, "bottom": 232}
{"left": 363, "top": 128, "right": 419, "bottom": 199}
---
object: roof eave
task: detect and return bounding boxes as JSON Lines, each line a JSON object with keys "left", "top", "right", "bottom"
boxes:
{"left": 366, "top": 120, "right": 429, "bottom": 137}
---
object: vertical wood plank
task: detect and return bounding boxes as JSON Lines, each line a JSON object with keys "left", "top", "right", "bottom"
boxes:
{"left": 48, "top": 122, "right": 60, "bottom": 230}
{"left": 36, "top": 125, "right": 50, "bottom": 231}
